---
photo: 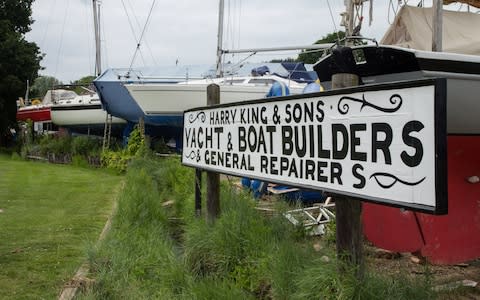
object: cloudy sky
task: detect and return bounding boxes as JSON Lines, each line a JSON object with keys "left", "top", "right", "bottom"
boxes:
{"left": 25, "top": 0, "right": 469, "bottom": 83}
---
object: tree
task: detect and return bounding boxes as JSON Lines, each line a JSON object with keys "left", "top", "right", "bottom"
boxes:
{"left": 30, "top": 76, "right": 63, "bottom": 99}
{"left": 0, "top": 0, "right": 42, "bottom": 146}
{"left": 297, "top": 31, "right": 346, "bottom": 64}
{"left": 71, "top": 75, "right": 96, "bottom": 95}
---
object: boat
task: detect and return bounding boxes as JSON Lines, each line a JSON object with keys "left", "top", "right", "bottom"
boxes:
{"left": 16, "top": 102, "right": 51, "bottom": 123}
{"left": 93, "top": 64, "right": 213, "bottom": 125}
{"left": 50, "top": 88, "right": 126, "bottom": 136}
{"left": 312, "top": 3, "right": 480, "bottom": 264}
{"left": 313, "top": 44, "right": 480, "bottom": 135}
{"left": 94, "top": 62, "right": 317, "bottom": 127}
{"left": 124, "top": 71, "right": 311, "bottom": 128}
{"left": 16, "top": 89, "right": 78, "bottom": 123}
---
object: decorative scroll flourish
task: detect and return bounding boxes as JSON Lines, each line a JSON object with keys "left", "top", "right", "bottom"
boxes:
{"left": 185, "top": 150, "right": 201, "bottom": 162}
{"left": 337, "top": 94, "right": 403, "bottom": 115}
{"left": 370, "top": 172, "right": 426, "bottom": 189}
{"left": 188, "top": 111, "right": 206, "bottom": 123}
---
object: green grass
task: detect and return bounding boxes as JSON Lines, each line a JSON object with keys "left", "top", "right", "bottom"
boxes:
{"left": 0, "top": 154, "right": 122, "bottom": 299}
{"left": 80, "top": 156, "right": 440, "bottom": 299}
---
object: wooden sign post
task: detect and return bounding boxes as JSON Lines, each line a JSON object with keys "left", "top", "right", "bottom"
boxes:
{"left": 332, "top": 73, "right": 363, "bottom": 277}
{"left": 206, "top": 84, "right": 220, "bottom": 222}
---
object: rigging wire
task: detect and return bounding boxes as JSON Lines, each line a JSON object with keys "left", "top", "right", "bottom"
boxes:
{"left": 120, "top": 0, "right": 147, "bottom": 67}
{"left": 53, "top": 0, "right": 71, "bottom": 80}
{"left": 83, "top": 0, "right": 93, "bottom": 76}
{"left": 126, "top": 0, "right": 157, "bottom": 66}
{"left": 237, "top": 0, "right": 242, "bottom": 51}
{"left": 100, "top": 3, "right": 110, "bottom": 71}
{"left": 128, "top": 0, "right": 156, "bottom": 70}
{"left": 120, "top": 0, "right": 145, "bottom": 66}
{"left": 39, "top": 0, "right": 57, "bottom": 51}
{"left": 326, "top": 0, "right": 341, "bottom": 43}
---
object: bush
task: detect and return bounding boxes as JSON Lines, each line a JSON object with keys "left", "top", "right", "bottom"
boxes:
{"left": 72, "top": 136, "right": 102, "bottom": 156}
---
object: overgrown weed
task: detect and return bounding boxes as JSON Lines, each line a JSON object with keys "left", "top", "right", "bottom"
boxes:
{"left": 81, "top": 156, "right": 438, "bottom": 299}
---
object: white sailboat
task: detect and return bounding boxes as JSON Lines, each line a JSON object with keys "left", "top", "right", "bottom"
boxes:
{"left": 50, "top": 88, "right": 125, "bottom": 130}
{"left": 50, "top": 0, "right": 125, "bottom": 135}
{"left": 121, "top": 0, "right": 331, "bottom": 127}
{"left": 124, "top": 74, "right": 308, "bottom": 123}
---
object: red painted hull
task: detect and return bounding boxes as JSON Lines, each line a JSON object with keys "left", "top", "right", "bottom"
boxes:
{"left": 363, "top": 136, "right": 480, "bottom": 265}
{"left": 16, "top": 106, "right": 51, "bottom": 122}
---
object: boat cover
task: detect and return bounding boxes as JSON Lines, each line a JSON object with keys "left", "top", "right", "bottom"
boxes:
{"left": 444, "top": 0, "right": 480, "bottom": 8}
{"left": 381, "top": 5, "right": 480, "bottom": 55}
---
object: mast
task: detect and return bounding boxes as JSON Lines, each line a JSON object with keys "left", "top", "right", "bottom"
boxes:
{"left": 215, "top": 0, "right": 224, "bottom": 78}
{"left": 432, "top": 0, "right": 443, "bottom": 52}
{"left": 93, "top": 0, "right": 102, "bottom": 76}
{"left": 346, "top": 0, "right": 355, "bottom": 38}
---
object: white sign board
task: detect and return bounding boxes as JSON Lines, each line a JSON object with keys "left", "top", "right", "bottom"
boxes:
{"left": 182, "top": 79, "right": 447, "bottom": 214}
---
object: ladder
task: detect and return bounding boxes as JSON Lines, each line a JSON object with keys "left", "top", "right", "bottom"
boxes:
{"left": 102, "top": 113, "right": 112, "bottom": 151}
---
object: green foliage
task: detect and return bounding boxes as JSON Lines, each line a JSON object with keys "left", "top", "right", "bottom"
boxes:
{"left": 35, "top": 134, "right": 72, "bottom": 156}
{"left": 0, "top": 0, "right": 42, "bottom": 146}
{"left": 100, "top": 150, "right": 130, "bottom": 173}
{"left": 0, "top": 0, "right": 35, "bottom": 34}
{"left": 29, "top": 76, "right": 63, "bottom": 99}
{"left": 292, "top": 254, "right": 436, "bottom": 300}
{"left": 126, "top": 125, "right": 145, "bottom": 155}
{"left": 83, "top": 156, "right": 438, "bottom": 299}
{"left": 71, "top": 135, "right": 101, "bottom": 156}
{"left": 297, "top": 31, "right": 346, "bottom": 64}
{"left": 101, "top": 126, "right": 149, "bottom": 173}
{"left": 71, "top": 75, "right": 96, "bottom": 95}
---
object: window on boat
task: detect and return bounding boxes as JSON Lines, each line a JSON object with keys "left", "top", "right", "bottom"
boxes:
{"left": 59, "top": 91, "right": 77, "bottom": 100}
{"left": 220, "top": 79, "right": 245, "bottom": 85}
{"left": 248, "top": 78, "right": 275, "bottom": 85}
{"left": 352, "top": 49, "right": 367, "bottom": 65}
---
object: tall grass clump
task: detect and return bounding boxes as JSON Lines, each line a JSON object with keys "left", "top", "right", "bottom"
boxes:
{"left": 84, "top": 157, "right": 192, "bottom": 298}
{"left": 82, "top": 156, "right": 438, "bottom": 299}
{"left": 291, "top": 253, "right": 436, "bottom": 300}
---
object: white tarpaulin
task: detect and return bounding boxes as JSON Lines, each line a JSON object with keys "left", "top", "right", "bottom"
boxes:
{"left": 381, "top": 5, "right": 480, "bottom": 55}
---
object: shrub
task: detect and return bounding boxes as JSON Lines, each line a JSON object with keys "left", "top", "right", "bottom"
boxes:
{"left": 72, "top": 136, "right": 101, "bottom": 156}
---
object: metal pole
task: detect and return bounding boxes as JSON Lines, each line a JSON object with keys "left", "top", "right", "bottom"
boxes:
{"left": 215, "top": 0, "right": 225, "bottom": 78}
{"left": 93, "top": 0, "right": 101, "bottom": 76}
{"left": 432, "top": 0, "right": 443, "bottom": 52}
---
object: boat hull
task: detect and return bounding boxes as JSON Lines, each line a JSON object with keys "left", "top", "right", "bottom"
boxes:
{"left": 16, "top": 106, "right": 51, "bottom": 122}
{"left": 313, "top": 45, "right": 480, "bottom": 134}
{"left": 363, "top": 136, "right": 480, "bottom": 264}
{"left": 124, "top": 83, "right": 305, "bottom": 127}
{"left": 51, "top": 104, "right": 125, "bottom": 126}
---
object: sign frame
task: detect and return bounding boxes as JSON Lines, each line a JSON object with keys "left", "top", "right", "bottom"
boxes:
{"left": 182, "top": 78, "right": 448, "bottom": 215}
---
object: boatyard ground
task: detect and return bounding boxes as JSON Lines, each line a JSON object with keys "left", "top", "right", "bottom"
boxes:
{"left": 0, "top": 153, "right": 479, "bottom": 299}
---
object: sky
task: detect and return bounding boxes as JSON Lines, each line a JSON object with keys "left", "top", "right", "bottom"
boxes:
{"left": 25, "top": 0, "right": 471, "bottom": 83}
